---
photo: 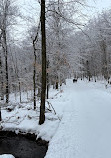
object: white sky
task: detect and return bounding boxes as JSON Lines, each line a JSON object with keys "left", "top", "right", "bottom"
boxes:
{"left": 90, "top": 0, "right": 111, "bottom": 11}
{"left": 18, "top": 0, "right": 111, "bottom": 13}
{"left": 88, "top": 0, "right": 111, "bottom": 16}
{"left": 16, "top": 0, "right": 111, "bottom": 19}
{"left": 14, "top": 0, "right": 111, "bottom": 42}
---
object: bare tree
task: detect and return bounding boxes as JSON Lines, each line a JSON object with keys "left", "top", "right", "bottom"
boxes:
{"left": 39, "top": 0, "right": 46, "bottom": 125}
{"left": 32, "top": 21, "right": 40, "bottom": 110}
{"left": 0, "top": 0, "right": 19, "bottom": 103}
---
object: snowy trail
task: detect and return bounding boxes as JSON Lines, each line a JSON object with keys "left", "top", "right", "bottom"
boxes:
{"left": 45, "top": 80, "right": 111, "bottom": 158}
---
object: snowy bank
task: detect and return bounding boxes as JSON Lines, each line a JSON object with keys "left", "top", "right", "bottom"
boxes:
{"left": 0, "top": 155, "right": 15, "bottom": 158}
{"left": 1, "top": 86, "right": 66, "bottom": 141}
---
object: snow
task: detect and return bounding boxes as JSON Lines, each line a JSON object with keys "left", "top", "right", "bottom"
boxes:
{"left": 0, "top": 155, "right": 15, "bottom": 158}
{"left": 1, "top": 79, "right": 111, "bottom": 157}
{"left": 1, "top": 86, "right": 65, "bottom": 141}
{"left": 45, "top": 79, "right": 111, "bottom": 158}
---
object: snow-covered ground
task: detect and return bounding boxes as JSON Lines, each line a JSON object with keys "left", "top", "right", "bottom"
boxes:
{"left": 0, "top": 155, "right": 14, "bottom": 158}
{"left": 1, "top": 86, "right": 64, "bottom": 141}
{"left": 45, "top": 79, "right": 111, "bottom": 158}
{"left": 1, "top": 79, "right": 111, "bottom": 158}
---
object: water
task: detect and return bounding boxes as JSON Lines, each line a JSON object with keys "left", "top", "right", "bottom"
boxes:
{"left": 0, "top": 131, "right": 48, "bottom": 158}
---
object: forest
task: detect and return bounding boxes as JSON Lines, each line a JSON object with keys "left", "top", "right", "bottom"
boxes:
{"left": 0, "top": 0, "right": 111, "bottom": 158}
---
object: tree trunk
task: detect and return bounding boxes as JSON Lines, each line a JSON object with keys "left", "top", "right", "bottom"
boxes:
{"left": 39, "top": 0, "right": 46, "bottom": 125}
{"left": 86, "top": 60, "right": 91, "bottom": 82}
{"left": 0, "top": 56, "right": 4, "bottom": 100}
{"left": 2, "top": 29, "right": 9, "bottom": 103}
{"left": 47, "top": 82, "right": 49, "bottom": 99}
{"left": 33, "top": 48, "right": 36, "bottom": 109}
{"left": 55, "top": 76, "right": 59, "bottom": 89}
{"left": 27, "top": 87, "right": 29, "bottom": 100}
{"left": 46, "top": 59, "right": 49, "bottom": 99}
{"left": 32, "top": 22, "right": 40, "bottom": 110}
{"left": 0, "top": 106, "right": 1, "bottom": 121}
{"left": 19, "top": 81, "right": 21, "bottom": 103}
{"left": 5, "top": 52, "right": 9, "bottom": 103}
{"left": 56, "top": 81, "right": 58, "bottom": 89}
{"left": 101, "top": 39, "right": 108, "bottom": 80}
{"left": 0, "top": 56, "right": 2, "bottom": 121}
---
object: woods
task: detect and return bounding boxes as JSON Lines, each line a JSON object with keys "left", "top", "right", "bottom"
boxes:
{"left": 0, "top": 0, "right": 111, "bottom": 124}
{"left": 1, "top": 0, "right": 111, "bottom": 158}
{"left": 0, "top": 0, "right": 87, "bottom": 124}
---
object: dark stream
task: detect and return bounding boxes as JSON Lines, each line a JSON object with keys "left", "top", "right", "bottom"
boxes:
{"left": 0, "top": 131, "right": 48, "bottom": 158}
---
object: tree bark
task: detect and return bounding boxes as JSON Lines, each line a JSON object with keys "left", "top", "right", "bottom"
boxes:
{"left": 19, "top": 81, "right": 21, "bottom": 103}
{"left": 0, "top": 106, "right": 1, "bottom": 121}
{"left": 101, "top": 39, "right": 108, "bottom": 80}
{"left": 39, "top": 0, "right": 46, "bottom": 125}
{"left": 0, "top": 56, "right": 2, "bottom": 121}
{"left": 2, "top": 29, "right": 9, "bottom": 103}
{"left": 33, "top": 42, "right": 36, "bottom": 110}
{"left": 46, "top": 59, "right": 49, "bottom": 99}
{"left": 32, "top": 21, "right": 40, "bottom": 110}
{"left": 0, "top": 56, "right": 4, "bottom": 100}
{"left": 5, "top": 50, "right": 9, "bottom": 103}
{"left": 47, "top": 74, "right": 49, "bottom": 99}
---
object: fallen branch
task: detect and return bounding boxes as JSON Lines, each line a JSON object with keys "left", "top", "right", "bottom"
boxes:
{"left": 46, "top": 101, "right": 56, "bottom": 115}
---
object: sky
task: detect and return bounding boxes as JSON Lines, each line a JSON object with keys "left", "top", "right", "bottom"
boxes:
{"left": 88, "top": 0, "right": 111, "bottom": 15}
{"left": 14, "top": 0, "right": 111, "bottom": 42}
{"left": 17, "top": 0, "right": 111, "bottom": 14}
{"left": 16, "top": 0, "right": 111, "bottom": 21}
{"left": 92, "top": 0, "right": 111, "bottom": 11}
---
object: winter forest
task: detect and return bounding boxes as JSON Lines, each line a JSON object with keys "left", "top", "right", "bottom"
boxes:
{"left": 0, "top": 0, "right": 111, "bottom": 158}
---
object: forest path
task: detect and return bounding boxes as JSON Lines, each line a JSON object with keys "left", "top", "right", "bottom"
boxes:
{"left": 45, "top": 79, "right": 111, "bottom": 158}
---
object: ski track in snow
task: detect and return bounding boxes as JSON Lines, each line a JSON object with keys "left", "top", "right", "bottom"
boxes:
{"left": 45, "top": 80, "right": 111, "bottom": 158}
